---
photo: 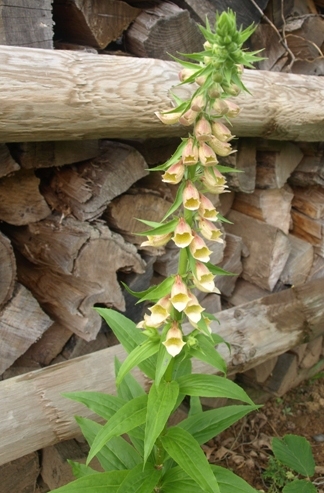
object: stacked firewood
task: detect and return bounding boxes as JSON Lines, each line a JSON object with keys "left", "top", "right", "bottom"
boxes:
{"left": 1, "top": 0, "right": 324, "bottom": 491}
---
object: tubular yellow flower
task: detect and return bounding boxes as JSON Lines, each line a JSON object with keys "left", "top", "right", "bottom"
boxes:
{"left": 155, "top": 110, "right": 182, "bottom": 125}
{"left": 189, "top": 233, "right": 212, "bottom": 263}
{"left": 184, "top": 292, "right": 204, "bottom": 324}
{"left": 162, "top": 322, "right": 186, "bottom": 357}
{"left": 201, "top": 167, "right": 228, "bottom": 194}
{"left": 173, "top": 217, "right": 194, "bottom": 248}
{"left": 137, "top": 313, "right": 163, "bottom": 329}
{"left": 194, "top": 117, "right": 212, "bottom": 142}
{"left": 183, "top": 181, "right": 200, "bottom": 210}
{"left": 198, "top": 142, "right": 219, "bottom": 167}
{"left": 179, "top": 108, "right": 199, "bottom": 126}
{"left": 148, "top": 296, "right": 172, "bottom": 325}
{"left": 198, "top": 194, "right": 219, "bottom": 221}
{"left": 211, "top": 121, "right": 233, "bottom": 142}
{"left": 170, "top": 275, "right": 191, "bottom": 312}
{"left": 193, "top": 261, "right": 220, "bottom": 293}
{"left": 208, "top": 135, "right": 233, "bottom": 157}
{"left": 162, "top": 160, "right": 185, "bottom": 184}
{"left": 198, "top": 217, "right": 224, "bottom": 243}
{"left": 182, "top": 138, "right": 199, "bottom": 166}
{"left": 140, "top": 232, "right": 172, "bottom": 248}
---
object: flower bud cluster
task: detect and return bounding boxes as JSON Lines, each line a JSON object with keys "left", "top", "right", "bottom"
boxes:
{"left": 138, "top": 10, "right": 261, "bottom": 357}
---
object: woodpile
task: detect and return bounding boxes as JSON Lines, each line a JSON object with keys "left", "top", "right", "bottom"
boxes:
{"left": 1, "top": 0, "right": 324, "bottom": 491}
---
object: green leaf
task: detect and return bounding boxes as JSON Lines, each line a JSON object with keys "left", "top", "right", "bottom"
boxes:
{"left": 161, "top": 466, "right": 205, "bottom": 492}
{"left": 216, "top": 164, "right": 243, "bottom": 174}
{"left": 114, "top": 357, "right": 146, "bottom": 401}
{"left": 216, "top": 213, "right": 233, "bottom": 224}
{"left": 205, "top": 262, "right": 234, "bottom": 276}
{"left": 161, "top": 181, "right": 186, "bottom": 222}
{"left": 272, "top": 435, "right": 315, "bottom": 477}
{"left": 189, "top": 336, "right": 227, "bottom": 374}
{"left": 63, "top": 391, "right": 125, "bottom": 420}
{"left": 144, "top": 380, "right": 179, "bottom": 463}
{"left": 117, "top": 463, "right": 162, "bottom": 493}
{"left": 155, "top": 343, "right": 173, "bottom": 387}
{"left": 188, "top": 396, "right": 202, "bottom": 417}
{"left": 94, "top": 309, "right": 156, "bottom": 378}
{"left": 283, "top": 480, "right": 317, "bottom": 493}
{"left": 67, "top": 460, "right": 99, "bottom": 479}
{"left": 150, "top": 141, "right": 187, "bottom": 172}
{"left": 116, "top": 339, "right": 160, "bottom": 385}
{"left": 160, "top": 427, "right": 220, "bottom": 493}
{"left": 75, "top": 416, "right": 141, "bottom": 472}
{"left": 137, "top": 218, "right": 178, "bottom": 236}
{"left": 48, "top": 470, "right": 129, "bottom": 493}
{"left": 211, "top": 465, "right": 259, "bottom": 493}
{"left": 87, "top": 394, "right": 148, "bottom": 465}
{"left": 137, "top": 276, "right": 174, "bottom": 303}
{"left": 178, "top": 405, "right": 257, "bottom": 444}
{"left": 177, "top": 374, "right": 254, "bottom": 404}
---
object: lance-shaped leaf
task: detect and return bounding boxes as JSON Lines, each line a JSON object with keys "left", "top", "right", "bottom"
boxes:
{"left": 75, "top": 417, "right": 141, "bottom": 472}
{"left": 161, "top": 466, "right": 205, "bottom": 493}
{"left": 137, "top": 276, "right": 174, "bottom": 303}
{"left": 216, "top": 164, "right": 243, "bottom": 173}
{"left": 176, "top": 374, "right": 254, "bottom": 405}
{"left": 272, "top": 435, "right": 315, "bottom": 477}
{"left": 121, "top": 276, "right": 173, "bottom": 302}
{"left": 161, "top": 181, "right": 186, "bottom": 222}
{"left": 117, "top": 463, "right": 162, "bottom": 493}
{"left": 114, "top": 357, "right": 145, "bottom": 401}
{"left": 136, "top": 218, "right": 178, "bottom": 237}
{"left": 151, "top": 141, "right": 187, "bottom": 172}
{"left": 155, "top": 343, "right": 173, "bottom": 387}
{"left": 63, "top": 391, "right": 125, "bottom": 420}
{"left": 189, "top": 336, "right": 227, "bottom": 374}
{"left": 160, "top": 427, "right": 220, "bottom": 493}
{"left": 48, "top": 470, "right": 129, "bottom": 493}
{"left": 144, "top": 380, "right": 179, "bottom": 464}
{"left": 87, "top": 394, "right": 148, "bottom": 465}
{"left": 68, "top": 460, "right": 99, "bottom": 480}
{"left": 178, "top": 405, "right": 258, "bottom": 444}
{"left": 116, "top": 339, "right": 160, "bottom": 385}
{"left": 211, "top": 465, "right": 259, "bottom": 493}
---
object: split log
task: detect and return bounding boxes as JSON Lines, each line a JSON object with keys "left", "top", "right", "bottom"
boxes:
{"left": 225, "top": 210, "right": 291, "bottom": 291}
{"left": 125, "top": 1, "right": 204, "bottom": 60}
{"left": 265, "top": 0, "right": 318, "bottom": 28}
{"left": 0, "top": 143, "right": 19, "bottom": 178}
{"left": 3, "top": 46, "right": 324, "bottom": 142}
{"left": 8, "top": 216, "right": 145, "bottom": 340}
{"left": 215, "top": 233, "right": 244, "bottom": 297}
{"left": 291, "top": 208, "right": 324, "bottom": 253}
{"left": 232, "top": 186, "right": 293, "bottom": 235}
{"left": 249, "top": 23, "right": 287, "bottom": 72}
{"left": 285, "top": 16, "right": 324, "bottom": 61}
{"left": 53, "top": 0, "right": 140, "bottom": 49}
{"left": 223, "top": 138, "right": 257, "bottom": 193}
{"left": 0, "top": 452, "right": 40, "bottom": 493}
{"left": 288, "top": 154, "right": 324, "bottom": 187}
{"left": 41, "top": 142, "right": 149, "bottom": 221}
{"left": 255, "top": 141, "right": 303, "bottom": 189}
{"left": 279, "top": 234, "right": 314, "bottom": 286}
{"left": 0, "top": 232, "right": 16, "bottom": 309}
{"left": 291, "top": 186, "right": 324, "bottom": 219}
{"left": 308, "top": 254, "right": 324, "bottom": 281}
{"left": 225, "top": 278, "right": 271, "bottom": 307}
{"left": 0, "top": 169, "right": 51, "bottom": 225}
{"left": 0, "top": 283, "right": 53, "bottom": 374}
{"left": 0, "top": 0, "right": 53, "bottom": 49}
{"left": 0, "top": 278, "right": 323, "bottom": 465}
{"left": 8, "top": 140, "right": 99, "bottom": 169}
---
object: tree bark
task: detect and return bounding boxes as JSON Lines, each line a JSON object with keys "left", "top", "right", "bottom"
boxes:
{"left": 2, "top": 46, "right": 324, "bottom": 142}
{"left": 0, "top": 279, "right": 323, "bottom": 466}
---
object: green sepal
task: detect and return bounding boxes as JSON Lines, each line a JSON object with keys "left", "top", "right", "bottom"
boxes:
{"left": 87, "top": 394, "right": 148, "bottom": 465}
{"left": 116, "top": 339, "right": 160, "bottom": 385}
{"left": 144, "top": 380, "right": 179, "bottom": 464}
{"left": 160, "top": 427, "right": 220, "bottom": 493}
{"left": 176, "top": 374, "right": 254, "bottom": 405}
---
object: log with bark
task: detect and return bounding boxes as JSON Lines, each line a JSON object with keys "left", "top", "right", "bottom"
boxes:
{"left": 2, "top": 46, "right": 324, "bottom": 142}
{"left": 0, "top": 278, "right": 323, "bottom": 466}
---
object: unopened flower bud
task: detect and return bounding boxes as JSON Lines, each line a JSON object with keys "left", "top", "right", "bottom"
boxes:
{"left": 173, "top": 217, "right": 194, "bottom": 248}
{"left": 179, "top": 108, "right": 199, "bottom": 126}
{"left": 191, "top": 94, "right": 205, "bottom": 112}
{"left": 182, "top": 138, "right": 199, "bottom": 166}
{"left": 199, "top": 194, "right": 219, "bottom": 221}
{"left": 203, "top": 41, "right": 212, "bottom": 50}
{"left": 198, "top": 142, "right": 218, "bottom": 167}
{"left": 183, "top": 181, "right": 200, "bottom": 210}
{"left": 189, "top": 233, "right": 212, "bottom": 263}
{"left": 225, "top": 84, "right": 241, "bottom": 96}
{"left": 141, "top": 232, "right": 172, "bottom": 248}
{"left": 225, "top": 101, "right": 241, "bottom": 118}
{"left": 211, "top": 121, "right": 233, "bottom": 142}
{"left": 212, "top": 99, "right": 228, "bottom": 116}
{"left": 155, "top": 110, "right": 182, "bottom": 125}
{"left": 195, "top": 75, "right": 207, "bottom": 86}
{"left": 179, "top": 68, "right": 197, "bottom": 82}
{"left": 208, "top": 84, "right": 221, "bottom": 99}
{"left": 194, "top": 117, "right": 212, "bottom": 142}
{"left": 162, "top": 322, "right": 186, "bottom": 357}
{"left": 170, "top": 275, "right": 191, "bottom": 312}
{"left": 162, "top": 160, "right": 185, "bottom": 184}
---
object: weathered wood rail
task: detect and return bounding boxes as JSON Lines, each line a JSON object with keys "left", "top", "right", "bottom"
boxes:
{"left": 2, "top": 45, "right": 324, "bottom": 142}
{"left": 1, "top": 279, "right": 323, "bottom": 466}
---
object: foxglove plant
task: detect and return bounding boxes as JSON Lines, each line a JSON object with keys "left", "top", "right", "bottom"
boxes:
{"left": 51, "top": 10, "right": 263, "bottom": 493}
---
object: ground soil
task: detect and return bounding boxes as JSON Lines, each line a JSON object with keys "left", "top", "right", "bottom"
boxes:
{"left": 206, "top": 375, "right": 324, "bottom": 492}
